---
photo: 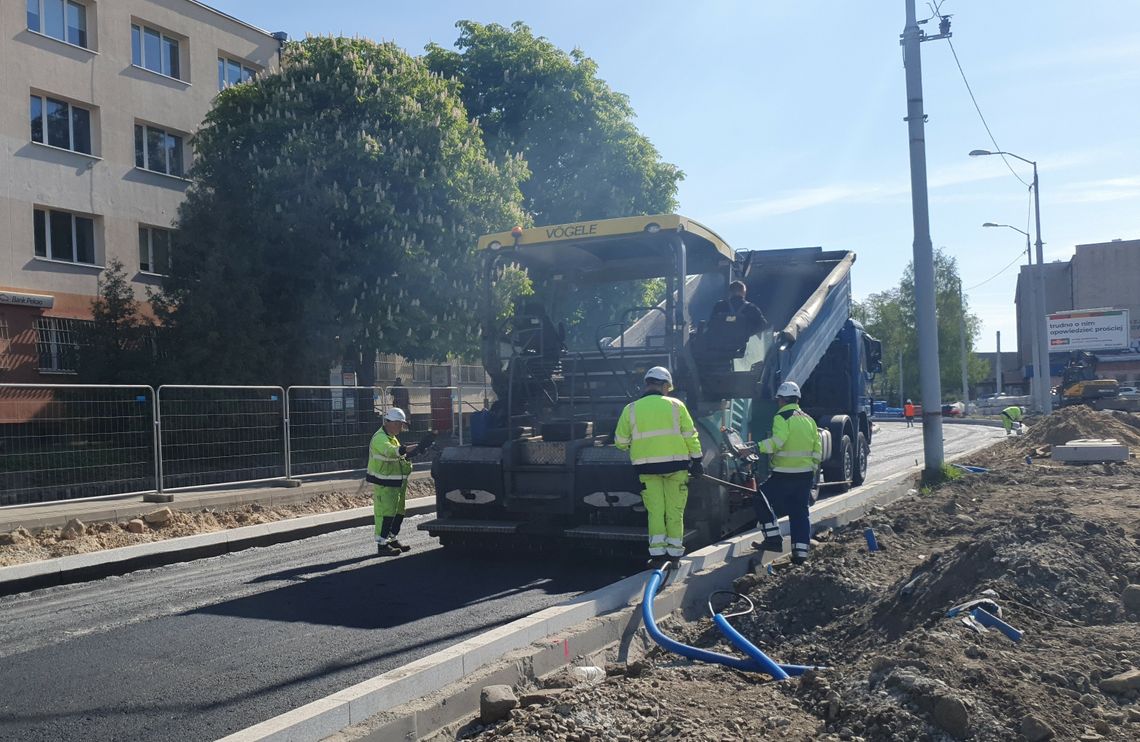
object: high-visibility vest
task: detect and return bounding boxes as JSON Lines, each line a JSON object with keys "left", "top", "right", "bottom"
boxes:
{"left": 367, "top": 430, "right": 412, "bottom": 488}
{"left": 614, "top": 392, "right": 702, "bottom": 474}
{"left": 1001, "top": 406, "right": 1022, "bottom": 422}
{"left": 904, "top": 403, "right": 915, "bottom": 417}
{"left": 755, "top": 403, "right": 822, "bottom": 474}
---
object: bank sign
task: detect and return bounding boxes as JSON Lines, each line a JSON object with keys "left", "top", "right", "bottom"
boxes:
{"left": 0, "top": 291, "right": 53, "bottom": 309}
{"left": 1047, "top": 308, "right": 1130, "bottom": 351}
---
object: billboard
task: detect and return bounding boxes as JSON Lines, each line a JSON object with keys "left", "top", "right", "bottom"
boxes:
{"left": 1047, "top": 308, "right": 1130, "bottom": 351}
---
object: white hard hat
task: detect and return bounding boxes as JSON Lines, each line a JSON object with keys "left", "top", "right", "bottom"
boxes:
{"left": 777, "top": 381, "right": 801, "bottom": 398}
{"left": 644, "top": 366, "right": 673, "bottom": 385}
{"left": 384, "top": 407, "right": 408, "bottom": 423}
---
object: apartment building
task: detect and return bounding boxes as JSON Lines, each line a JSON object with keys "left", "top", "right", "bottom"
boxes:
{"left": 0, "top": 0, "right": 281, "bottom": 381}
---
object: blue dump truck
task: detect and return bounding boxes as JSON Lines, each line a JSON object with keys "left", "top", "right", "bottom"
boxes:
{"left": 420, "top": 215, "right": 882, "bottom": 554}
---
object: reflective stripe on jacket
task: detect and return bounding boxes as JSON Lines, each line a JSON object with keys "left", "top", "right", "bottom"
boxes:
{"left": 755, "top": 403, "right": 822, "bottom": 473}
{"left": 614, "top": 392, "right": 702, "bottom": 474}
{"left": 368, "top": 429, "right": 412, "bottom": 487}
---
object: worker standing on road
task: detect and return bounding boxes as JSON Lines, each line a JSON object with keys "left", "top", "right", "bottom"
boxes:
{"left": 1001, "top": 405, "right": 1024, "bottom": 436}
{"left": 903, "top": 399, "right": 916, "bottom": 427}
{"left": 751, "top": 382, "right": 822, "bottom": 565}
{"left": 367, "top": 408, "right": 432, "bottom": 556}
{"left": 614, "top": 367, "right": 703, "bottom": 565}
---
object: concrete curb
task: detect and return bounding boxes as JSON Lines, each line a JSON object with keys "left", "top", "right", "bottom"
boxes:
{"left": 219, "top": 433, "right": 1003, "bottom": 742}
{"left": 0, "top": 496, "right": 436, "bottom": 597}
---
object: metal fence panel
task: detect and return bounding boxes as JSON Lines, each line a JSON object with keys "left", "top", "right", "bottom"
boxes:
{"left": 286, "top": 386, "right": 381, "bottom": 478}
{"left": 382, "top": 385, "right": 458, "bottom": 438}
{"left": 0, "top": 384, "right": 156, "bottom": 507}
{"left": 157, "top": 385, "right": 285, "bottom": 492}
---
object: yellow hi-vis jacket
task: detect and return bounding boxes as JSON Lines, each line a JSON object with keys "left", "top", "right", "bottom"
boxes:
{"left": 1001, "top": 406, "right": 1023, "bottom": 423}
{"left": 755, "top": 403, "right": 822, "bottom": 474}
{"left": 367, "top": 430, "right": 413, "bottom": 488}
{"left": 614, "top": 392, "right": 702, "bottom": 474}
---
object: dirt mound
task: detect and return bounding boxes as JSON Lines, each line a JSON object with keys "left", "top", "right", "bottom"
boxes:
{"left": 0, "top": 477, "right": 437, "bottom": 568}
{"left": 460, "top": 462, "right": 1140, "bottom": 741}
{"left": 974, "top": 405, "right": 1140, "bottom": 466}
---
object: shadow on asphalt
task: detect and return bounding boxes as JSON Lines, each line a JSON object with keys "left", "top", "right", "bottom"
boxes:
{"left": 195, "top": 547, "right": 633, "bottom": 631}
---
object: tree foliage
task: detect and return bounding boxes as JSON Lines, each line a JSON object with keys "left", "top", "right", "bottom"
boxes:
{"left": 854, "top": 249, "right": 990, "bottom": 404}
{"left": 77, "top": 259, "right": 155, "bottom": 383}
{"left": 426, "top": 22, "right": 680, "bottom": 346}
{"left": 426, "top": 21, "right": 683, "bottom": 225}
{"left": 155, "top": 37, "right": 527, "bottom": 384}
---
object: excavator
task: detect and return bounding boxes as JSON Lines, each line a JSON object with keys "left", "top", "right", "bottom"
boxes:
{"left": 1055, "top": 350, "right": 1120, "bottom": 406}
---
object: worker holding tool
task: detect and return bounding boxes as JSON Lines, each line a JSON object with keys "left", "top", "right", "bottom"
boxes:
{"left": 367, "top": 408, "right": 434, "bottom": 556}
{"left": 749, "top": 381, "right": 822, "bottom": 564}
{"left": 614, "top": 366, "right": 703, "bottom": 565}
{"left": 1001, "top": 405, "right": 1024, "bottom": 435}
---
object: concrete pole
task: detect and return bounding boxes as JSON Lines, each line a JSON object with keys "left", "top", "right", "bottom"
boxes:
{"left": 959, "top": 278, "right": 969, "bottom": 406}
{"left": 899, "top": 350, "right": 904, "bottom": 408}
{"left": 901, "top": 0, "right": 945, "bottom": 471}
{"left": 995, "top": 331, "right": 1002, "bottom": 395}
{"left": 1031, "top": 166, "right": 1053, "bottom": 414}
{"left": 1021, "top": 232, "right": 1044, "bottom": 411}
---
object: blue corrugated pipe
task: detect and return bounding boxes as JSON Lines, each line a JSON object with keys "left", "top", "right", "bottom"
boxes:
{"left": 641, "top": 568, "right": 818, "bottom": 680}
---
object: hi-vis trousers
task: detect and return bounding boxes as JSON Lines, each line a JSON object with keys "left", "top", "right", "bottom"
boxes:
{"left": 639, "top": 471, "right": 689, "bottom": 557}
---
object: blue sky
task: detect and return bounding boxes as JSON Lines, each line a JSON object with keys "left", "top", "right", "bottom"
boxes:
{"left": 209, "top": 1, "right": 1140, "bottom": 352}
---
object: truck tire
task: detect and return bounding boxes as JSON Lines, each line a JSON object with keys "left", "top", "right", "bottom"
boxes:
{"left": 823, "top": 434, "right": 853, "bottom": 494}
{"left": 851, "top": 431, "right": 869, "bottom": 486}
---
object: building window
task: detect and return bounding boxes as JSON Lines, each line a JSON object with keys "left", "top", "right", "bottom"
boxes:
{"left": 30, "top": 94, "right": 92, "bottom": 155}
{"left": 33, "top": 208, "right": 96, "bottom": 265}
{"left": 0, "top": 315, "right": 12, "bottom": 372}
{"left": 218, "top": 56, "right": 257, "bottom": 90}
{"left": 35, "top": 317, "right": 83, "bottom": 373}
{"left": 134, "top": 124, "right": 184, "bottom": 177}
{"left": 131, "top": 23, "right": 181, "bottom": 79}
{"left": 28, "top": 0, "right": 88, "bottom": 48}
{"left": 139, "top": 226, "right": 172, "bottom": 275}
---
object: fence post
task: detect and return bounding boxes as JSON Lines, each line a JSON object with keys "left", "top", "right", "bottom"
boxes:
{"left": 146, "top": 385, "right": 173, "bottom": 503}
{"left": 449, "top": 385, "right": 458, "bottom": 444}
{"left": 280, "top": 386, "right": 299, "bottom": 487}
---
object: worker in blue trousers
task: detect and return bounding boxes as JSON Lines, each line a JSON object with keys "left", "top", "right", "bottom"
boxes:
{"left": 749, "top": 381, "right": 822, "bottom": 565}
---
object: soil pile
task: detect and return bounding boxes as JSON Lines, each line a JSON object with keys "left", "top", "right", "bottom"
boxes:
{"left": 975, "top": 405, "right": 1140, "bottom": 466}
{"left": 461, "top": 458, "right": 1140, "bottom": 741}
{"left": 0, "top": 477, "right": 435, "bottom": 567}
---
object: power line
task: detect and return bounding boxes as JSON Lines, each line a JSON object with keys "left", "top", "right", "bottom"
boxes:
{"left": 943, "top": 23, "right": 1033, "bottom": 188}
{"left": 965, "top": 189, "right": 1035, "bottom": 291}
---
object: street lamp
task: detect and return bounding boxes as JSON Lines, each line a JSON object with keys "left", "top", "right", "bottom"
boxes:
{"left": 970, "top": 149, "right": 1052, "bottom": 413}
{"left": 982, "top": 222, "right": 1041, "bottom": 410}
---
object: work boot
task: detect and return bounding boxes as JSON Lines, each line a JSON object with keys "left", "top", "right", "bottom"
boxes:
{"left": 791, "top": 548, "right": 809, "bottom": 566}
{"left": 388, "top": 539, "right": 412, "bottom": 553}
{"left": 646, "top": 555, "right": 668, "bottom": 570}
{"left": 376, "top": 542, "right": 401, "bottom": 557}
{"left": 751, "top": 537, "right": 784, "bottom": 554}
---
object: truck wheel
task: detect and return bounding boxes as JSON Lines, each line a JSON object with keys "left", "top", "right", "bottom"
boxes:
{"left": 851, "top": 431, "right": 869, "bottom": 486}
{"left": 823, "top": 434, "right": 853, "bottom": 494}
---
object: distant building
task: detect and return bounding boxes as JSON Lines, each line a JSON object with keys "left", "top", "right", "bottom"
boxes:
{"left": 1, "top": 0, "right": 281, "bottom": 381}
{"left": 1015, "top": 238, "right": 1140, "bottom": 386}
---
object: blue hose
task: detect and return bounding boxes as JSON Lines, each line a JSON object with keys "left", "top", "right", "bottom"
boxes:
{"left": 640, "top": 569, "right": 814, "bottom": 680}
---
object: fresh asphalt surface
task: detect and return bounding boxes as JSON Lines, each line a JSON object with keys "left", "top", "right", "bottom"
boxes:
{"left": 0, "top": 423, "right": 1000, "bottom": 742}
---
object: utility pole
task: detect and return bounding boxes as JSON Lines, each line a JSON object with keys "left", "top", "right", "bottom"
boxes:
{"left": 1030, "top": 168, "right": 1052, "bottom": 414}
{"left": 959, "top": 278, "right": 969, "bottom": 407}
{"left": 899, "top": 351, "right": 905, "bottom": 408}
{"left": 901, "top": 0, "right": 947, "bottom": 473}
{"left": 995, "top": 331, "right": 1002, "bottom": 396}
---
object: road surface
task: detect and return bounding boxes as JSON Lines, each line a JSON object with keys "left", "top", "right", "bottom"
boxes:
{"left": 0, "top": 422, "right": 1000, "bottom": 741}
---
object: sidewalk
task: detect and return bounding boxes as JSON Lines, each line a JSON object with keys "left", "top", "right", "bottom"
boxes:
{"left": 0, "top": 472, "right": 435, "bottom": 596}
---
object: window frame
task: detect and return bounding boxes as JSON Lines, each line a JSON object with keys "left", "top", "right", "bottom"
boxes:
{"left": 131, "top": 22, "right": 183, "bottom": 80}
{"left": 33, "top": 207, "right": 98, "bottom": 266}
{"left": 134, "top": 123, "right": 185, "bottom": 178}
{"left": 27, "top": 0, "right": 90, "bottom": 51}
{"left": 138, "top": 225, "right": 173, "bottom": 275}
{"left": 217, "top": 55, "right": 258, "bottom": 91}
{"left": 34, "top": 317, "right": 84, "bottom": 374}
{"left": 30, "top": 93, "right": 93, "bottom": 156}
